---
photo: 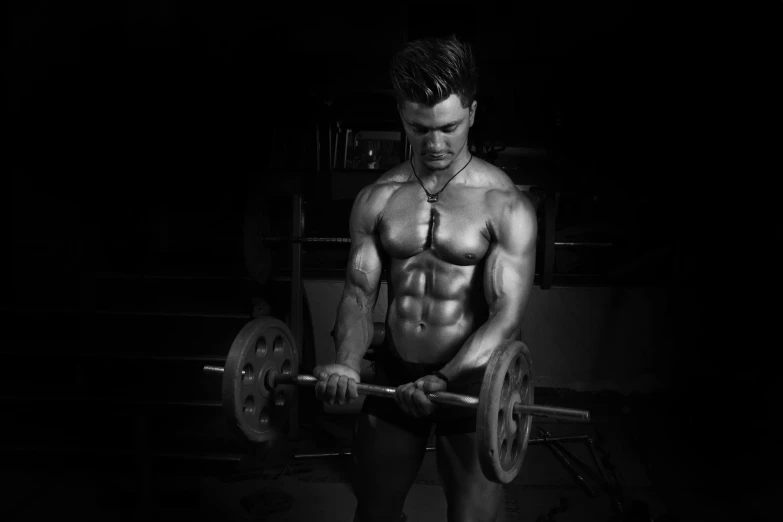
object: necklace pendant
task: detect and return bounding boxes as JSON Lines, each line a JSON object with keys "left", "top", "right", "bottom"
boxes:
{"left": 427, "top": 194, "right": 438, "bottom": 203}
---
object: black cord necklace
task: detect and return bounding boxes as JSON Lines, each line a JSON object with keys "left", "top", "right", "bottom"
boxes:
{"left": 410, "top": 154, "right": 473, "bottom": 203}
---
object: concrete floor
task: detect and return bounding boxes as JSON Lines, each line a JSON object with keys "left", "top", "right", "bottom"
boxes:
{"left": 4, "top": 390, "right": 775, "bottom": 521}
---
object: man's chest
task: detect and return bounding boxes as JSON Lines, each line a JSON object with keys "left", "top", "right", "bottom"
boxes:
{"left": 378, "top": 185, "right": 492, "bottom": 265}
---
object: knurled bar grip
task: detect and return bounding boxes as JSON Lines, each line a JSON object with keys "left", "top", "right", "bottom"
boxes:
{"left": 278, "top": 374, "right": 590, "bottom": 423}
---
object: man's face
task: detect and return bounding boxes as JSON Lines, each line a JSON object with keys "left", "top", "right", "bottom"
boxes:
{"left": 399, "top": 94, "right": 477, "bottom": 172}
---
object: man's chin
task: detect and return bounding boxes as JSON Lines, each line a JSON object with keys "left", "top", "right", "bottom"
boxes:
{"left": 423, "top": 157, "right": 451, "bottom": 171}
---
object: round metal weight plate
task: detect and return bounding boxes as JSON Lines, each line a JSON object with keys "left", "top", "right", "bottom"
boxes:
{"left": 476, "top": 339, "right": 534, "bottom": 484}
{"left": 221, "top": 317, "right": 298, "bottom": 443}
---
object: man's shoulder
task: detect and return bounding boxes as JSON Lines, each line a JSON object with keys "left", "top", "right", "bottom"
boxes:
{"left": 470, "top": 159, "right": 531, "bottom": 203}
{"left": 469, "top": 158, "right": 536, "bottom": 223}
{"left": 357, "top": 163, "right": 410, "bottom": 200}
{"left": 353, "top": 163, "right": 410, "bottom": 217}
{"left": 466, "top": 157, "right": 512, "bottom": 190}
{"left": 375, "top": 162, "right": 412, "bottom": 186}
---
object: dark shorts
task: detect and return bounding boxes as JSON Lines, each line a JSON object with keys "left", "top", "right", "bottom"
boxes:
{"left": 361, "top": 351, "right": 484, "bottom": 436}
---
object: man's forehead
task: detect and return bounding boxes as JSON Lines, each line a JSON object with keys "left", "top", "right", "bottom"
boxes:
{"left": 399, "top": 94, "right": 468, "bottom": 123}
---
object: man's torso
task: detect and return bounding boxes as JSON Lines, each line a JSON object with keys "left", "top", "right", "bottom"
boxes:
{"left": 368, "top": 158, "right": 521, "bottom": 364}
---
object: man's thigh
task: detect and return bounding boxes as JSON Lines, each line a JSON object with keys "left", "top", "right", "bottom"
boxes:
{"left": 436, "top": 431, "right": 504, "bottom": 522}
{"left": 352, "top": 412, "right": 430, "bottom": 522}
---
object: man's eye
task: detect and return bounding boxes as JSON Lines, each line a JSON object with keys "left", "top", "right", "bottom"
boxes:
{"left": 410, "top": 126, "right": 456, "bottom": 134}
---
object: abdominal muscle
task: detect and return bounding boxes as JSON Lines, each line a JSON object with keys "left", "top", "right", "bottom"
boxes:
{"left": 385, "top": 251, "right": 487, "bottom": 364}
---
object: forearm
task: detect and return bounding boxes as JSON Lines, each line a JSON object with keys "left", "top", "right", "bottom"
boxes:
{"left": 333, "top": 293, "right": 375, "bottom": 372}
{"left": 439, "top": 310, "right": 520, "bottom": 381}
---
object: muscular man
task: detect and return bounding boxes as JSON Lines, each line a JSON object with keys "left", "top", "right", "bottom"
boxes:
{"left": 314, "top": 35, "right": 537, "bottom": 522}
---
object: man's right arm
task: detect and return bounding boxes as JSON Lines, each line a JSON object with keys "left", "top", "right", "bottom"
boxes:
{"left": 332, "top": 184, "right": 385, "bottom": 373}
{"left": 313, "top": 185, "right": 384, "bottom": 404}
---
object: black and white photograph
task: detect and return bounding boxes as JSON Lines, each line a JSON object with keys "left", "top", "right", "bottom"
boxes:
{"left": 7, "top": 2, "right": 780, "bottom": 521}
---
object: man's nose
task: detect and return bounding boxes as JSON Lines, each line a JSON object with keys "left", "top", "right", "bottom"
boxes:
{"left": 424, "top": 132, "right": 444, "bottom": 150}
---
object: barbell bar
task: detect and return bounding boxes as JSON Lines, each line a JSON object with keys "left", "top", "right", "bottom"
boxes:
{"left": 203, "top": 365, "right": 589, "bottom": 423}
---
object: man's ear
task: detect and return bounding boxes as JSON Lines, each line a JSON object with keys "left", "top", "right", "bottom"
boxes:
{"left": 469, "top": 100, "right": 478, "bottom": 127}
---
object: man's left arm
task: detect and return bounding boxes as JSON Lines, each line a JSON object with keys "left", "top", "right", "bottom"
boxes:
{"left": 439, "top": 190, "right": 538, "bottom": 381}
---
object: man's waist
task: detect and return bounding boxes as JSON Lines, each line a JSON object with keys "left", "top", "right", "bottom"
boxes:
{"left": 374, "top": 347, "right": 484, "bottom": 388}
{"left": 375, "top": 348, "right": 443, "bottom": 375}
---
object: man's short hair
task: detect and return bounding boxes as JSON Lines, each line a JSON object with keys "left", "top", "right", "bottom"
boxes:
{"left": 389, "top": 35, "right": 478, "bottom": 109}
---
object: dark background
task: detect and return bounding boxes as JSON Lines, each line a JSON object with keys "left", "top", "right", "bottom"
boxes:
{"left": 9, "top": 1, "right": 780, "bottom": 274}
{"left": 9, "top": 1, "right": 779, "bottom": 373}
{"left": 6, "top": 1, "right": 781, "bottom": 517}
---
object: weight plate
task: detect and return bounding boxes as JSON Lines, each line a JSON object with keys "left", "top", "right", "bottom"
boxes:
{"left": 476, "top": 339, "right": 534, "bottom": 484}
{"left": 221, "top": 317, "right": 298, "bottom": 443}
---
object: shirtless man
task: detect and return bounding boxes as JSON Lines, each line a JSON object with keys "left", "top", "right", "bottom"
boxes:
{"left": 314, "top": 35, "right": 537, "bottom": 522}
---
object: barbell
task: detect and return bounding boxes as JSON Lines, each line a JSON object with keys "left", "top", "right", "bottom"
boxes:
{"left": 205, "top": 316, "right": 591, "bottom": 484}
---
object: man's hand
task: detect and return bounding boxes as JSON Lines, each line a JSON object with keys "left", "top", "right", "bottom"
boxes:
{"left": 394, "top": 374, "right": 447, "bottom": 418}
{"left": 313, "top": 364, "right": 361, "bottom": 405}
